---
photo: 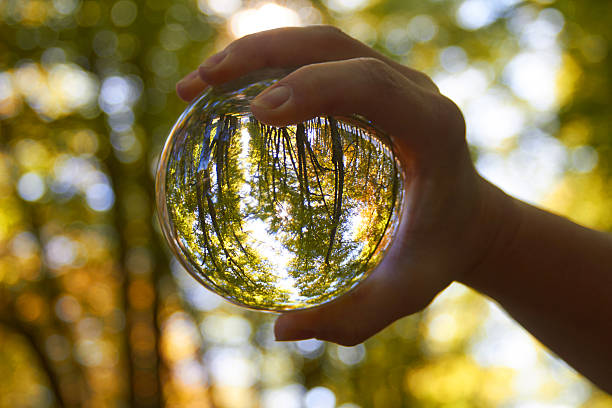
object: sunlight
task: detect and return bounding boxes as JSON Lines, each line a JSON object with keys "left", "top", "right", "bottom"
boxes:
{"left": 170, "top": 258, "right": 224, "bottom": 311}
{"left": 334, "top": 344, "right": 366, "bottom": 366}
{"left": 206, "top": 346, "right": 258, "bottom": 387}
{"left": 261, "top": 384, "right": 304, "bottom": 408}
{"left": 570, "top": 145, "right": 598, "bottom": 173}
{"left": 174, "top": 359, "right": 207, "bottom": 387}
{"left": 324, "top": 0, "right": 371, "bottom": 13}
{"left": 456, "top": 0, "right": 520, "bottom": 30}
{"left": 85, "top": 182, "right": 115, "bottom": 212}
{"left": 162, "top": 312, "right": 200, "bottom": 362}
{"left": 17, "top": 172, "right": 45, "bottom": 202}
{"left": 476, "top": 131, "right": 567, "bottom": 203}
{"left": 98, "top": 75, "right": 139, "bottom": 114}
{"left": 243, "top": 217, "right": 295, "bottom": 281}
{"left": 239, "top": 125, "right": 251, "bottom": 161}
{"left": 229, "top": 3, "right": 302, "bottom": 39}
{"left": 470, "top": 302, "right": 538, "bottom": 370}
{"left": 426, "top": 312, "right": 458, "bottom": 345}
{"left": 51, "top": 65, "right": 98, "bottom": 113}
{"left": 304, "top": 386, "right": 336, "bottom": 408}
{"left": 348, "top": 208, "right": 365, "bottom": 241}
{"left": 435, "top": 66, "right": 490, "bottom": 108}
{"left": 439, "top": 46, "right": 468, "bottom": 73}
{"left": 504, "top": 51, "right": 562, "bottom": 111}
{"left": 0, "top": 72, "right": 17, "bottom": 117}
{"left": 45, "top": 235, "right": 78, "bottom": 270}
{"left": 407, "top": 15, "right": 438, "bottom": 43}
{"left": 10, "top": 232, "right": 39, "bottom": 260}
{"left": 519, "top": 8, "right": 564, "bottom": 50}
{"left": 465, "top": 90, "right": 525, "bottom": 149}
{"left": 201, "top": 314, "right": 252, "bottom": 346}
{"left": 456, "top": 0, "right": 497, "bottom": 30}
{"left": 11, "top": 62, "right": 98, "bottom": 119}
{"left": 201, "top": 0, "right": 242, "bottom": 17}
{"left": 295, "top": 339, "right": 324, "bottom": 357}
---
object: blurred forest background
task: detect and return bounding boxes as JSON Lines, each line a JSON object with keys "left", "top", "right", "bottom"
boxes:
{"left": 1, "top": 0, "right": 611, "bottom": 407}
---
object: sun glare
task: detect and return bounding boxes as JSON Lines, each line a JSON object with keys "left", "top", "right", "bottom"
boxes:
{"left": 229, "top": 3, "right": 302, "bottom": 38}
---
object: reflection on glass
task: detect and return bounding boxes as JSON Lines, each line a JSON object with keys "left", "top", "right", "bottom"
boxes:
{"left": 156, "top": 71, "right": 404, "bottom": 311}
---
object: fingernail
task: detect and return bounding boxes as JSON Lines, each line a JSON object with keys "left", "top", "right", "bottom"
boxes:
{"left": 275, "top": 327, "right": 315, "bottom": 341}
{"left": 176, "top": 70, "right": 202, "bottom": 91}
{"left": 200, "top": 51, "right": 227, "bottom": 70}
{"left": 252, "top": 85, "right": 291, "bottom": 110}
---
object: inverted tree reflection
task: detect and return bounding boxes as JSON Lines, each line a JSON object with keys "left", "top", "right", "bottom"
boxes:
{"left": 164, "top": 92, "right": 403, "bottom": 309}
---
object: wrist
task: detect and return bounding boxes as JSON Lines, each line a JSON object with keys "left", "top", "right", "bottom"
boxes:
{"left": 457, "top": 177, "right": 523, "bottom": 290}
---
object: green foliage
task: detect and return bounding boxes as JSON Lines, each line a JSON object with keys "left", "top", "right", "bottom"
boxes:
{"left": 0, "top": 0, "right": 611, "bottom": 407}
{"left": 162, "top": 82, "right": 402, "bottom": 309}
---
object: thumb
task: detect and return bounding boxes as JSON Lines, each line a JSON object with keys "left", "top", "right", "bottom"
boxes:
{"left": 274, "top": 274, "right": 399, "bottom": 346}
{"left": 273, "top": 237, "right": 422, "bottom": 346}
{"left": 273, "top": 239, "right": 452, "bottom": 346}
{"left": 249, "top": 58, "right": 451, "bottom": 161}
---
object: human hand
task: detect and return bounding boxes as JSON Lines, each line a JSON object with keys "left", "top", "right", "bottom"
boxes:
{"left": 176, "top": 26, "right": 512, "bottom": 346}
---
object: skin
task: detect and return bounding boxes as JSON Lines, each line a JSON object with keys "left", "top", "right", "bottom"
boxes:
{"left": 176, "top": 26, "right": 612, "bottom": 393}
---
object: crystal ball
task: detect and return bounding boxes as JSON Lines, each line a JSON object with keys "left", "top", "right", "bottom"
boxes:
{"left": 156, "top": 70, "right": 404, "bottom": 311}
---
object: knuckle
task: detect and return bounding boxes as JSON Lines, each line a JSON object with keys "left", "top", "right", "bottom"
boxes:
{"left": 356, "top": 56, "right": 386, "bottom": 70}
{"left": 285, "top": 65, "right": 337, "bottom": 112}
{"left": 355, "top": 57, "right": 403, "bottom": 91}
{"left": 440, "top": 94, "right": 464, "bottom": 124}
{"left": 227, "top": 31, "right": 258, "bottom": 52}
{"left": 315, "top": 24, "right": 347, "bottom": 39}
{"left": 226, "top": 30, "right": 276, "bottom": 66}
{"left": 224, "top": 38, "right": 244, "bottom": 56}
{"left": 416, "top": 71, "right": 439, "bottom": 92}
{"left": 435, "top": 94, "right": 466, "bottom": 139}
{"left": 286, "top": 63, "right": 317, "bottom": 84}
{"left": 228, "top": 29, "right": 274, "bottom": 55}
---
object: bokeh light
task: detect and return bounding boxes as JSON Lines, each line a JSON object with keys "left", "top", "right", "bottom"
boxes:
{"left": 17, "top": 172, "right": 46, "bottom": 202}
{"left": 110, "top": 0, "right": 138, "bottom": 27}
{"left": 229, "top": 3, "right": 302, "bottom": 38}
{"left": 323, "top": 0, "right": 371, "bottom": 13}
{"left": 304, "top": 386, "right": 336, "bottom": 408}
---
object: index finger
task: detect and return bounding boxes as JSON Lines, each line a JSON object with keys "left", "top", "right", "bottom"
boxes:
{"left": 176, "top": 26, "right": 438, "bottom": 102}
{"left": 199, "top": 26, "right": 436, "bottom": 90}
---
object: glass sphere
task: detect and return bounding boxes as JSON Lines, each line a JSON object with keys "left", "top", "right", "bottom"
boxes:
{"left": 156, "top": 70, "right": 404, "bottom": 311}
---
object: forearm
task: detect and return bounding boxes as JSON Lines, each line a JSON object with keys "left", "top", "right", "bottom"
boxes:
{"left": 461, "top": 183, "right": 612, "bottom": 393}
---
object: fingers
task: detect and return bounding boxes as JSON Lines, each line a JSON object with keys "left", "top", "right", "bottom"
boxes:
{"left": 176, "top": 70, "right": 208, "bottom": 102}
{"left": 248, "top": 57, "right": 452, "bottom": 160}
{"left": 176, "top": 25, "right": 437, "bottom": 102}
{"left": 197, "top": 26, "right": 437, "bottom": 91}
